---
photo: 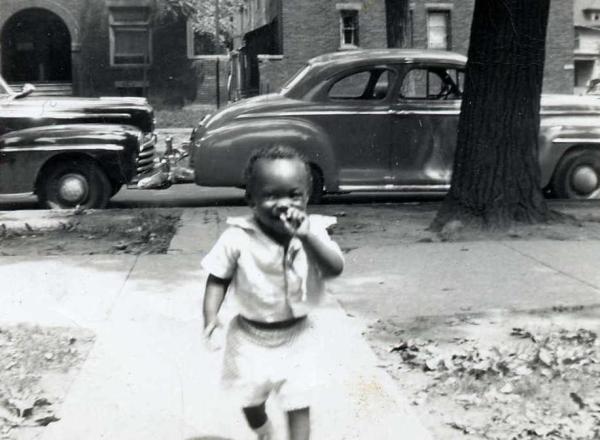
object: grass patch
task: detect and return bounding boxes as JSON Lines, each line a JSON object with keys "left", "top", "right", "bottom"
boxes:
{"left": 155, "top": 105, "right": 217, "bottom": 128}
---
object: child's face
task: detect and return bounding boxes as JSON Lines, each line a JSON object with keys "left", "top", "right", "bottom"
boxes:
{"left": 247, "top": 157, "right": 310, "bottom": 237}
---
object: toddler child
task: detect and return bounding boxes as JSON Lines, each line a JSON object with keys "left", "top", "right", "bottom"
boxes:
{"left": 202, "top": 145, "right": 344, "bottom": 440}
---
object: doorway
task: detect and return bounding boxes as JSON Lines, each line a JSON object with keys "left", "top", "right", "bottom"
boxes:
{"left": 1, "top": 8, "right": 72, "bottom": 82}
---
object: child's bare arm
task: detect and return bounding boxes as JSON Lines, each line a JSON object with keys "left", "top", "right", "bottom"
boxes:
{"left": 203, "top": 274, "right": 230, "bottom": 333}
{"left": 300, "top": 232, "right": 344, "bottom": 277}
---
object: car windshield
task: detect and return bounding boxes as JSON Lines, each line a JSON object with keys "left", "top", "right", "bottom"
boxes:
{"left": 0, "top": 76, "right": 14, "bottom": 98}
{"left": 280, "top": 64, "right": 310, "bottom": 95}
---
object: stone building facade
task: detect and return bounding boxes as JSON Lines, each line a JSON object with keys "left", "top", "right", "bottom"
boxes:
{"left": 0, "top": 0, "right": 227, "bottom": 105}
{"left": 233, "top": 0, "right": 575, "bottom": 97}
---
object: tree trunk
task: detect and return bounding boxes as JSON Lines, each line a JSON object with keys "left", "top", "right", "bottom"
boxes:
{"left": 431, "top": 0, "right": 553, "bottom": 231}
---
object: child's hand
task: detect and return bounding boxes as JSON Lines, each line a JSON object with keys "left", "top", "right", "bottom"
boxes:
{"left": 279, "top": 207, "right": 309, "bottom": 237}
{"left": 202, "top": 320, "right": 223, "bottom": 352}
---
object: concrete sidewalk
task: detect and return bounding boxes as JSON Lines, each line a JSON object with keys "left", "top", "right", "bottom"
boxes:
{"left": 4, "top": 205, "right": 600, "bottom": 439}
{"left": 1, "top": 254, "right": 431, "bottom": 439}
{"left": 1, "top": 206, "right": 432, "bottom": 440}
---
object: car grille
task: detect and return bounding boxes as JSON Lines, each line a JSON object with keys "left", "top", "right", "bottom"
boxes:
{"left": 137, "top": 133, "right": 157, "bottom": 175}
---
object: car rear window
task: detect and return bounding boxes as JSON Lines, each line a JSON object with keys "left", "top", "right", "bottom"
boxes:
{"left": 328, "top": 68, "right": 395, "bottom": 101}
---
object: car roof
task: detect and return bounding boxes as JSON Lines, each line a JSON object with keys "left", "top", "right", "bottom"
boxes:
{"left": 307, "top": 49, "right": 467, "bottom": 67}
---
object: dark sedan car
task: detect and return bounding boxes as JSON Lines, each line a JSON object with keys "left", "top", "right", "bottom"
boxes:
{"left": 192, "top": 49, "right": 600, "bottom": 202}
{"left": 0, "top": 76, "right": 157, "bottom": 208}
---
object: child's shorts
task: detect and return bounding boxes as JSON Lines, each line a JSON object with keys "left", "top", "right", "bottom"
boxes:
{"left": 221, "top": 314, "right": 318, "bottom": 411}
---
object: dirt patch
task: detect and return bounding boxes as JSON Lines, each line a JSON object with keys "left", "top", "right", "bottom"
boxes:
{"left": 0, "top": 325, "right": 95, "bottom": 440}
{"left": 0, "top": 209, "right": 181, "bottom": 256}
{"left": 316, "top": 201, "right": 600, "bottom": 251}
{"left": 367, "top": 306, "right": 600, "bottom": 439}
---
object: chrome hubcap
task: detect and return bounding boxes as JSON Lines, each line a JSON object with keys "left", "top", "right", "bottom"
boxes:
{"left": 571, "top": 165, "right": 599, "bottom": 195}
{"left": 58, "top": 174, "right": 88, "bottom": 203}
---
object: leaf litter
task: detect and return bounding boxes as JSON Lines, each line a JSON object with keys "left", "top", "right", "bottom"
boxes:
{"left": 368, "top": 308, "right": 600, "bottom": 439}
{"left": 0, "top": 325, "right": 94, "bottom": 439}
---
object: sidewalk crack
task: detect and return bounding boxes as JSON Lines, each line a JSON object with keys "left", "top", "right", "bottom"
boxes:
{"left": 500, "top": 242, "right": 600, "bottom": 293}
{"left": 106, "top": 255, "right": 140, "bottom": 318}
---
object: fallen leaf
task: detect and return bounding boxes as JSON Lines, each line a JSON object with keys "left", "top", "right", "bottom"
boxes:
{"left": 511, "top": 327, "right": 536, "bottom": 342}
{"left": 538, "top": 347, "right": 554, "bottom": 366}
{"left": 447, "top": 420, "right": 471, "bottom": 434}
{"left": 34, "top": 414, "right": 59, "bottom": 426}
{"left": 570, "top": 392, "right": 586, "bottom": 409}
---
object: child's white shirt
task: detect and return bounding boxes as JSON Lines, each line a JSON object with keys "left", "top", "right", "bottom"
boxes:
{"left": 201, "top": 214, "right": 343, "bottom": 323}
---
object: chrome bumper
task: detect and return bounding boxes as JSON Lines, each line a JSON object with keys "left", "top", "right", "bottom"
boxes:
{"left": 130, "top": 135, "right": 195, "bottom": 190}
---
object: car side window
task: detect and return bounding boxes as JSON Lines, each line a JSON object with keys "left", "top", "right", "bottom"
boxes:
{"left": 328, "top": 69, "right": 395, "bottom": 101}
{"left": 399, "top": 67, "right": 463, "bottom": 100}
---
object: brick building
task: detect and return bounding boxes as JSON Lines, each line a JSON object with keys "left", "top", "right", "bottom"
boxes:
{"left": 574, "top": 0, "right": 600, "bottom": 94}
{"left": 0, "top": 0, "right": 227, "bottom": 104}
{"left": 232, "top": 0, "right": 575, "bottom": 97}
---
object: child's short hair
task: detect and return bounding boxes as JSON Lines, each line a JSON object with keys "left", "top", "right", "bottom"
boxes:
{"left": 244, "top": 144, "right": 312, "bottom": 194}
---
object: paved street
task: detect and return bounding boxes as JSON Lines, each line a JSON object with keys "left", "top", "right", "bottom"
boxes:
{"left": 4, "top": 176, "right": 600, "bottom": 212}
{"left": 0, "top": 183, "right": 449, "bottom": 211}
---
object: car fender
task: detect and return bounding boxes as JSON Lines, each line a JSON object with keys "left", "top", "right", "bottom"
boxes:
{"left": 193, "top": 117, "right": 338, "bottom": 190}
{"left": 0, "top": 124, "right": 140, "bottom": 194}
{"left": 539, "top": 120, "right": 600, "bottom": 187}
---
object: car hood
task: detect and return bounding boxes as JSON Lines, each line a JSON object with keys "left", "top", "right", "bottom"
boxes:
{"left": 0, "top": 123, "right": 141, "bottom": 148}
{"left": 206, "top": 93, "right": 303, "bottom": 129}
{"left": 4, "top": 95, "right": 154, "bottom": 132}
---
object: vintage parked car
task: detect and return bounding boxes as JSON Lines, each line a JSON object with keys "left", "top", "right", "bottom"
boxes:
{"left": 192, "top": 49, "right": 600, "bottom": 201}
{"left": 0, "top": 75, "right": 157, "bottom": 208}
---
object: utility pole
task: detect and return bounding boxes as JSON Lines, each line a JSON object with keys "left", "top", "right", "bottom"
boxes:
{"left": 215, "top": 0, "right": 221, "bottom": 107}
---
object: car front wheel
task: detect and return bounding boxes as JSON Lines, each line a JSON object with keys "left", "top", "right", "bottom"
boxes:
{"left": 38, "top": 159, "right": 112, "bottom": 209}
{"left": 552, "top": 150, "right": 600, "bottom": 199}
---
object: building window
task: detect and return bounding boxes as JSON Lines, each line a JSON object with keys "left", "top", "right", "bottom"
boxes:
{"left": 340, "top": 10, "right": 359, "bottom": 48}
{"left": 574, "top": 60, "right": 595, "bottom": 88}
{"left": 109, "top": 7, "right": 151, "bottom": 66}
{"left": 427, "top": 10, "right": 450, "bottom": 50}
{"left": 585, "top": 9, "right": 600, "bottom": 22}
{"left": 186, "top": 20, "right": 225, "bottom": 58}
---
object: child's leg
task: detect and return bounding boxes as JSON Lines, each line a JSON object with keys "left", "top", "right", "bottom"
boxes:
{"left": 287, "top": 407, "right": 310, "bottom": 440}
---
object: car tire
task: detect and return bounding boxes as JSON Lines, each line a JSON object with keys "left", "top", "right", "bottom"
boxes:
{"left": 38, "top": 159, "right": 111, "bottom": 209}
{"left": 551, "top": 149, "right": 600, "bottom": 199}
{"left": 309, "top": 165, "right": 324, "bottom": 204}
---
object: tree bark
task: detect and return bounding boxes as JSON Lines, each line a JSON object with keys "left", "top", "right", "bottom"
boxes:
{"left": 432, "top": 0, "right": 553, "bottom": 231}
